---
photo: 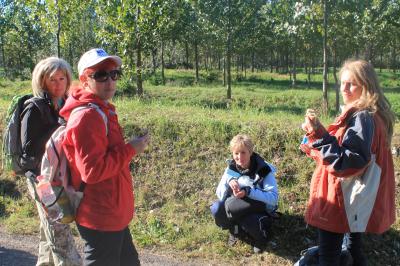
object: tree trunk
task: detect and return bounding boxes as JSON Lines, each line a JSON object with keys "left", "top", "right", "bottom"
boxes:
{"left": 194, "top": 42, "right": 199, "bottom": 83}
{"left": 244, "top": 56, "right": 247, "bottom": 78}
{"left": 241, "top": 55, "right": 244, "bottom": 73}
{"left": 205, "top": 52, "right": 208, "bottom": 71}
{"left": 322, "top": 0, "right": 329, "bottom": 114}
{"left": 68, "top": 42, "right": 73, "bottom": 70}
{"left": 136, "top": 6, "right": 143, "bottom": 96}
{"left": 251, "top": 51, "right": 255, "bottom": 72}
{"left": 312, "top": 56, "right": 315, "bottom": 74}
{"left": 0, "top": 35, "right": 7, "bottom": 77}
{"left": 236, "top": 55, "right": 240, "bottom": 78}
{"left": 151, "top": 48, "right": 157, "bottom": 74}
{"left": 270, "top": 49, "right": 274, "bottom": 73}
{"left": 185, "top": 41, "right": 189, "bottom": 69}
{"left": 333, "top": 44, "right": 339, "bottom": 113}
{"left": 392, "top": 40, "right": 397, "bottom": 73}
{"left": 161, "top": 39, "right": 165, "bottom": 85}
{"left": 226, "top": 34, "right": 232, "bottom": 99}
{"left": 169, "top": 40, "right": 175, "bottom": 66}
{"left": 136, "top": 41, "right": 143, "bottom": 96}
{"left": 292, "top": 37, "right": 297, "bottom": 87}
{"left": 286, "top": 50, "right": 289, "bottom": 74}
{"left": 223, "top": 56, "right": 226, "bottom": 86}
{"left": 56, "top": 0, "right": 61, "bottom": 58}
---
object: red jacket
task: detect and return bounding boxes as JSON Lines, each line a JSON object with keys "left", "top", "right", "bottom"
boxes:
{"left": 60, "top": 88, "right": 136, "bottom": 231}
{"left": 302, "top": 108, "right": 396, "bottom": 234}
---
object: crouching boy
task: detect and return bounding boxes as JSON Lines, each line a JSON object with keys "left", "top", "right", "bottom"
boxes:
{"left": 210, "top": 134, "right": 279, "bottom": 253}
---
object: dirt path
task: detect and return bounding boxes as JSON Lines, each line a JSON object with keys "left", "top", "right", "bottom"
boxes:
{"left": 0, "top": 226, "right": 211, "bottom": 266}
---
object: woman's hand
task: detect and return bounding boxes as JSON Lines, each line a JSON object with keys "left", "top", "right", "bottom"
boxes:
{"left": 234, "top": 189, "right": 246, "bottom": 198}
{"left": 302, "top": 109, "right": 320, "bottom": 134}
{"left": 129, "top": 132, "right": 150, "bottom": 154}
{"left": 228, "top": 180, "right": 246, "bottom": 198}
{"left": 229, "top": 179, "right": 240, "bottom": 193}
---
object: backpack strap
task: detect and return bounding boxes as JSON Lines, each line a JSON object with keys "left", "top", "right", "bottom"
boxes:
{"left": 65, "top": 103, "right": 108, "bottom": 193}
{"left": 88, "top": 103, "right": 108, "bottom": 135}
{"left": 23, "top": 96, "right": 49, "bottom": 119}
{"left": 70, "top": 103, "right": 108, "bottom": 135}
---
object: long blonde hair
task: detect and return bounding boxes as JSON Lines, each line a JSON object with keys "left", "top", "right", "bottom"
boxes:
{"left": 340, "top": 59, "right": 396, "bottom": 145}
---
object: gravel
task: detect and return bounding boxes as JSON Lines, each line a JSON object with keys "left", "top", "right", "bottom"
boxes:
{"left": 0, "top": 226, "right": 210, "bottom": 266}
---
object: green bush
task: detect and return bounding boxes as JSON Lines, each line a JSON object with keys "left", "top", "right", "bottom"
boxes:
{"left": 203, "top": 71, "right": 219, "bottom": 82}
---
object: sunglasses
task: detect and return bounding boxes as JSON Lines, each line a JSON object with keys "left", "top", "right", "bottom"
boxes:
{"left": 89, "top": 69, "right": 122, "bottom": 82}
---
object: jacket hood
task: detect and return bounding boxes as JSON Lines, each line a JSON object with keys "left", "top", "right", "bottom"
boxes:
{"left": 60, "top": 86, "right": 115, "bottom": 120}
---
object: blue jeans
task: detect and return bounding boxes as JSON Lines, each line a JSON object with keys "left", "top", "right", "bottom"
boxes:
{"left": 210, "top": 200, "right": 270, "bottom": 246}
{"left": 318, "top": 228, "right": 367, "bottom": 266}
{"left": 77, "top": 224, "right": 140, "bottom": 266}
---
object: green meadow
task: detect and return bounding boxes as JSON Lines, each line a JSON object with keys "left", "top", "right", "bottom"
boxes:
{"left": 1, "top": 69, "right": 399, "bottom": 265}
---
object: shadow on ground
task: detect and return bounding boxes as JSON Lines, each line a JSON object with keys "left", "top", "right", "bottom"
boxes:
{"left": 0, "top": 246, "right": 36, "bottom": 266}
{"left": 262, "top": 213, "right": 400, "bottom": 266}
{"left": 0, "top": 178, "right": 21, "bottom": 198}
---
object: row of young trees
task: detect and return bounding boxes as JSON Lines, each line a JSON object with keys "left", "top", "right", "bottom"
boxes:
{"left": 1, "top": 0, "right": 399, "bottom": 103}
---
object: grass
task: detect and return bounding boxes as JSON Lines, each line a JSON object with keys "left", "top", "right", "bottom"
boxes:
{"left": 1, "top": 69, "right": 399, "bottom": 265}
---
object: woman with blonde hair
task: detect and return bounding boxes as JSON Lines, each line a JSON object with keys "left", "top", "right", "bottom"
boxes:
{"left": 22, "top": 57, "right": 81, "bottom": 266}
{"left": 211, "top": 134, "right": 279, "bottom": 253}
{"left": 299, "top": 59, "right": 396, "bottom": 265}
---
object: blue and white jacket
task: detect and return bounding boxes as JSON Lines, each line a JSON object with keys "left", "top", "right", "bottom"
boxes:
{"left": 216, "top": 153, "right": 279, "bottom": 212}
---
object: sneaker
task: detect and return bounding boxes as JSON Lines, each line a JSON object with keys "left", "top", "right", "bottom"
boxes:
{"left": 228, "top": 233, "right": 238, "bottom": 246}
{"left": 340, "top": 249, "right": 353, "bottom": 266}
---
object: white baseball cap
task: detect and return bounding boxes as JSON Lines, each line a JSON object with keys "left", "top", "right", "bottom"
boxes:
{"left": 78, "top": 48, "right": 122, "bottom": 76}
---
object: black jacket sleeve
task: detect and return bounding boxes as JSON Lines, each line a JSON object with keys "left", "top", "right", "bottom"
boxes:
{"left": 20, "top": 102, "right": 58, "bottom": 175}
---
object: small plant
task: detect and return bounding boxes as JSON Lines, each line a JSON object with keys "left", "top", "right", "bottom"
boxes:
{"left": 203, "top": 71, "right": 219, "bottom": 82}
{"left": 148, "top": 74, "right": 164, "bottom": 86}
{"left": 117, "top": 76, "right": 136, "bottom": 95}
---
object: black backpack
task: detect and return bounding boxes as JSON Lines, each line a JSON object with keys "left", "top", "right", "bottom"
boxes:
{"left": 2, "top": 94, "right": 46, "bottom": 176}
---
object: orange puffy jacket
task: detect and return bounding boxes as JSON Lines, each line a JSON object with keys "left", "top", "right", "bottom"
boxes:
{"left": 302, "top": 108, "right": 396, "bottom": 234}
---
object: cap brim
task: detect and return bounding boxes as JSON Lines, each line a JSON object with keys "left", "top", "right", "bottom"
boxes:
{"left": 79, "top": 55, "right": 122, "bottom": 75}
{"left": 89, "top": 55, "right": 122, "bottom": 69}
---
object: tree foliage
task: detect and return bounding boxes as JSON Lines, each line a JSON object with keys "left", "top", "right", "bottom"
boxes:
{"left": 1, "top": 0, "right": 399, "bottom": 99}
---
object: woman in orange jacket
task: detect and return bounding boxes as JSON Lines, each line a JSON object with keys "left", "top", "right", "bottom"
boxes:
{"left": 61, "top": 48, "right": 149, "bottom": 265}
{"left": 300, "top": 59, "right": 396, "bottom": 265}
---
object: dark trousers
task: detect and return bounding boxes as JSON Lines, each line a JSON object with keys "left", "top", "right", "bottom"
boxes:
{"left": 318, "top": 228, "right": 367, "bottom": 266}
{"left": 77, "top": 224, "right": 140, "bottom": 266}
{"left": 210, "top": 200, "right": 269, "bottom": 246}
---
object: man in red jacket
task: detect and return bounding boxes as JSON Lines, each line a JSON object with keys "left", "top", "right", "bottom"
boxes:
{"left": 61, "top": 48, "right": 149, "bottom": 266}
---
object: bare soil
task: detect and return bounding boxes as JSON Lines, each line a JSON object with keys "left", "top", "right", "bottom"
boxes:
{"left": 0, "top": 225, "right": 212, "bottom": 266}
